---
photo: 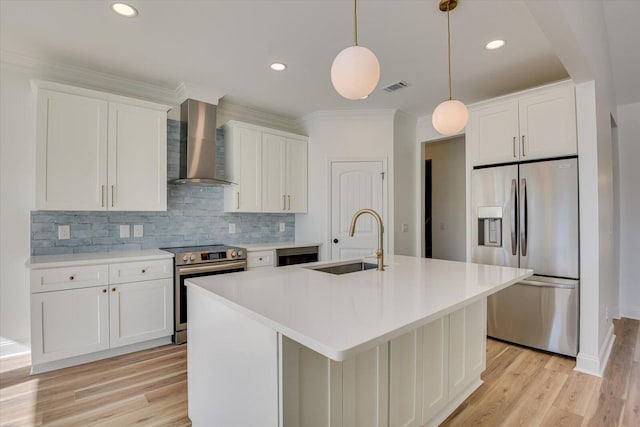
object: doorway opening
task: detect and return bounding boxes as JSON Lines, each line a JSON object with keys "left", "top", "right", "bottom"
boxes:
{"left": 424, "top": 160, "right": 432, "bottom": 258}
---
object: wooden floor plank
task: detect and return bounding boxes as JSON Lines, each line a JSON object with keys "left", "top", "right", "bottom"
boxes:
{"left": 619, "top": 361, "right": 640, "bottom": 427}
{"left": 542, "top": 405, "right": 584, "bottom": 427}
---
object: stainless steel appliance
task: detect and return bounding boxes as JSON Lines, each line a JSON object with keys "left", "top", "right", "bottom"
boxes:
{"left": 161, "top": 244, "right": 247, "bottom": 344}
{"left": 471, "top": 156, "right": 579, "bottom": 356}
{"left": 276, "top": 246, "right": 319, "bottom": 266}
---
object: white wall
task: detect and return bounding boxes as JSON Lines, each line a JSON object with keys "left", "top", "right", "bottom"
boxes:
{"left": 393, "top": 112, "right": 418, "bottom": 256}
{"left": 296, "top": 111, "right": 395, "bottom": 261}
{"left": 0, "top": 63, "right": 36, "bottom": 357}
{"left": 425, "top": 137, "right": 466, "bottom": 262}
{"left": 616, "top": 102, "right": 640, "bottom": 319}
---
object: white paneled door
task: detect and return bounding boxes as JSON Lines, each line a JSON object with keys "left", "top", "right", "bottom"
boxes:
{"left": 330, "top": 161, "right": 385, "bottom": 260}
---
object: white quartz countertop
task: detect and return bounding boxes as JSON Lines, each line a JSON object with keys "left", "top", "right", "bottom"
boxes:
{"left": 26, "top": 249, "right": 174, "bottom": 269}
{"left": 240, "top": 241, "right": 321, "bottom": 251}
{"left": 187, "top": 255, "right": 532, "bottom": 361}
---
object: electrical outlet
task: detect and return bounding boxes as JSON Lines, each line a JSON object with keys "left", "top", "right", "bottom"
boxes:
{"left": 120, "top": 225, "right": 130, "bottom": 238}
{"left": 279, "top": 222, "right": 285, "bottom": 232}
{"left": 58, "top": 225, "right": 70, "bottom": 240}
{"left": 228, "top": 223, "right": 236, "bottom": 234}
{"left": 133, "top": 224, "right": 144, "bottom": 238}
{"left": 402, "top": 223, "right": 409, "bottom": 232}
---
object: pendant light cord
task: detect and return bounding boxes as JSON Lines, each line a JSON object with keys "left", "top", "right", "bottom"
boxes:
{"left": 354, "top": 0, "right": 358, "bottom": 46}
{"left": 447, "top": 3, "right": 452, "bottom": 100}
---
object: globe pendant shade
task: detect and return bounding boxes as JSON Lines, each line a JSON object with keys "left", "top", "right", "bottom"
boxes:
{"left": 432, "top": 99, "right": 469, "bottom": 135}
{"left": 331, "top": 45, "right": 380, "bottom": 100}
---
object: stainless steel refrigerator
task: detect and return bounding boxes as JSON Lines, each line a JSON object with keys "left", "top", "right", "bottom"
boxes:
{"left": 471, "top": 157, "right": 579, "bottom": 356}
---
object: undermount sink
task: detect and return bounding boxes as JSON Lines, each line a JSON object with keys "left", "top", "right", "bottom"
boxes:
{"left": 308, "top": 261, "right": 378, "bottom": 275}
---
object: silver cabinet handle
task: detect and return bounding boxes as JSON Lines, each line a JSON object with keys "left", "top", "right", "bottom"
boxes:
{"left": 282, "top": 195, "right": 286, "bottom": 210}
{"left": 520, "top": 178, "right": 528, "bottom": 256}
{"left": 521, "top": 135, "right": 526, "bottom": 157}
{"left": 101, "top": 185, "right": 105, "bottom": 208}
{"left": 520, "top": 279, "right": 576, "bottom": 290}
{"left": 111, "top": 185, "right": 115, "bottom": 207}
{"left": 513, "top": 137, "right": 516, "bottom": 158}
{"left": 236, "top": 192, "right": 240, "bottom": 210}
{"left": 288, "top": 195, "right": 291, "bottom": 211}
{"left": 510, "top": 179, "right": 517, "bottom": 256}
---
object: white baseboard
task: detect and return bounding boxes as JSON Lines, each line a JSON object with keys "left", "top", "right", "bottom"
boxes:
{"left": 575, "top": 323, "right": 616, "bottom": 377}
{"left": 0, "top": 338, "right": 30, "bottom": 359}
{"left": 620, "top": 306, "right": 640, "bottom": 320}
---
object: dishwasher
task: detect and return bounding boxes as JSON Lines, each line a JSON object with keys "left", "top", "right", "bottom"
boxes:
{"left": 276, "top": 246, "right": 319, "bottom": 266}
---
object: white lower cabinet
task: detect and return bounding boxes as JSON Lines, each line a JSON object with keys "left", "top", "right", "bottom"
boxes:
{"left": 247, "top": 249, "right": 275, "bottom": 270}
{"left": 281, "top": 298, "right": 487, "bottom": 427}
{"left": 31, "top": 286, "right": 110, "bottom": 364}
{"left": 109, "top": 278, "right": 172, "bottom": 348}
{"left": 30, "top": 258, "right": 173, "bottom": 371}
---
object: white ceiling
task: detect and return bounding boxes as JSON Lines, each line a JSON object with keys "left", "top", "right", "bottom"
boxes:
{"left": 0, "top": 0, "right": 632, "bottom": 119}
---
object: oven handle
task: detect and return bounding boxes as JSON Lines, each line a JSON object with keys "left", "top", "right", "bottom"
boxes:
{"left": 177, "top": 261, "right": 247, "bottom": 275}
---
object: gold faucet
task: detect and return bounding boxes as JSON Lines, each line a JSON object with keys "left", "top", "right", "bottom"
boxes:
{"left": 348, "top": 208, "right": 384, "bottom": 271}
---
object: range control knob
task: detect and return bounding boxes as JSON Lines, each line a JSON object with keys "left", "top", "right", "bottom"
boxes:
{"left": 237, "top": 250, "right": 244, "bottom": 257}
{"left": 182, "top": 256, "right": 188, "bottom": 262}
{"left": 190, "top": 255, "right": 196, "bottom": 261}
{"left": 231, "top": 250, "right": 237, "bottom": 258}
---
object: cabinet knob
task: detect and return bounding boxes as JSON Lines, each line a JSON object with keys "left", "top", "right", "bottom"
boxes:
{"left": 112, "top": 287, "right": 116, "bottom": 292}
{"left": 259, "top": 257, "right": 263, "bottom": 261}
{"left": 102, "top": 289, "right": 107, "bottom": 294}
{"left": 69, "top": 275, "right": 75, "bottom": 281}
{"left": 333, "top": 238, "right": 339, "bottom": 244}
{"left": 141, "top": 269, "right": 146, "bottom": 274}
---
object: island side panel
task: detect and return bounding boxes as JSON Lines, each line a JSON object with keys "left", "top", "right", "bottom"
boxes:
{"left": 187, "top": 284, "right": 279, "bottom": 427}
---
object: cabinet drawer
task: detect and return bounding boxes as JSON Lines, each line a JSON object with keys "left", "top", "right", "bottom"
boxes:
{"left": 31, "top": 265, "right": 109, "bottom": 293}
{"left": 109, "top": 259, "right": 173, "bottom": 284}
{"left": 247, "top": 250, "right": 275, "bottom": 269}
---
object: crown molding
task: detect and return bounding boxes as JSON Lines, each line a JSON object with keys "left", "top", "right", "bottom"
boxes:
{"left": 176, "top": 81, "right": 226, "bottom": 106}
{"left": 1, "top": 50, "right": 180, "bottom": 106}
{"left": 217, "top": 99, "right": 299, "bottom": 133}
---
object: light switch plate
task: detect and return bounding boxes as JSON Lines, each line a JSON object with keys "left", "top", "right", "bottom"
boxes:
{"left": 120, "top": 225, "right": 130, "bottom": 238}
{"left": 279, "top": 222, "right": 285, "bottom": 232}
{"left": 228, "top": 223, "right": 236, "bottom": 234}
{"left": 133, "top": 224, "right": 143, "bottom": 237}
{"left": 58, "top": 225, "right": 70, "bottom": 240}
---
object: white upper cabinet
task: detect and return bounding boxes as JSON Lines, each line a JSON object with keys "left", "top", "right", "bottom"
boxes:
{"left": 33, "top": 81, "right": 169, "bottom": 211}
{"left": 468, "top": 81, "right": 577, "bottom": 166}
{"left": 223, "top": 121, "right": 308, "bottom": 213}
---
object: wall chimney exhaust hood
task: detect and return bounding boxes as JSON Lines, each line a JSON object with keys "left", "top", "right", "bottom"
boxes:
{"left": 172, "top": 99, "right": 233, "bottom": 185}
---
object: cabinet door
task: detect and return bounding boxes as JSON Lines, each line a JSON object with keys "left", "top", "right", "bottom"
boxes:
{"left": 36, "top": 89, "right": 108, "bottom": 210}
{"left": 108, "top": 102, "right": 167, "bottom": 211}
{"left": 262, "top": 133, "right": 286, "bottom": 212}
{"left": 31, "top": 287, "right": 109, "bottom": 365}
{"left": 286, "top": 139, "right": 308, "bottom": 213}
{"left": 519, "top": 85, "right": 577, "bottom": 160}
{"left": 448, "top": 299, "right": 487, "bottom": 398}
{"left": 342, "top": 344, "right": 389, "bottom": 427}
{"left": 109, "top": 278, "right": 173, "bottom": 348}
{"left": 470, "top": 100, "right": 520, "bottom": 166}
{"left": 421, "top": 316, "right": 449, "bottom": 425}
{"left": 230, "top": 127, "right": 262, "bottom": 212}
{"left": 390, "top": 330, "right": 422, "bottom": 427}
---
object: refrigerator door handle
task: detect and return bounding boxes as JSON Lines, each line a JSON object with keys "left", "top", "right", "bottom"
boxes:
{"left": 520, "top": 279, "right": 576, "bottom": 290}
{"left": 520, "top": 178, "right": 528, "bottom": 256}
{"left": 511, "top": 178, "right": 517, "bottom": 256}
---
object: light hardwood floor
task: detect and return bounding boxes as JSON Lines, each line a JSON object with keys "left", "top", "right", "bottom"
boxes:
{"left": 1, "top": 319, "right": 638, "bottom": 426}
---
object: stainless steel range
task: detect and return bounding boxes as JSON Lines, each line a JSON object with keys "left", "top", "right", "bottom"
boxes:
{"left": 161, "top": 244, "right": 247, "bottom": 344}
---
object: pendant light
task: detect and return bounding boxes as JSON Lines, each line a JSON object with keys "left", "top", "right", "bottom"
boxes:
{"left": 331, "top": 0, "right": 380, "bottom": 100}
{"left": 432, "top": 0, "right": 468, "bottom": 135}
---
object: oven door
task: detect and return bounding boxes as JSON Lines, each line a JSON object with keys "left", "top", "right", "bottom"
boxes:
{"left": 174, "top": 260, "right": 247, "bottom": 344}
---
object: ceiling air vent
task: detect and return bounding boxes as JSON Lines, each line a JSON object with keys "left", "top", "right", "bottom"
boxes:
{"left": 383, "top": 81, "right": 409, "bottom": 93}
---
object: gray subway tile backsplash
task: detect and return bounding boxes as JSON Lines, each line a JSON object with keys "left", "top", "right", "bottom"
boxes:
{"left": 30, "top": 120, "right": 294, "bottom": 256}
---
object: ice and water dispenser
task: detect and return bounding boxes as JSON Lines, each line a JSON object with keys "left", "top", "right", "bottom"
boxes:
{"left": 477, "top": 207, "right": 503, "bottom": 247}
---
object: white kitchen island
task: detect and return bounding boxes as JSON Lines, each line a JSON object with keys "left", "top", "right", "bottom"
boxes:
{"left": 186, "top": 255, "right": 532, "bottom": 427}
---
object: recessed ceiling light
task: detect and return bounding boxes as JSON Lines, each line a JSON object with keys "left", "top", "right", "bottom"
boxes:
{"left": 111, "top": 3, "right": 138, "bottom": 17}
{"left": 270, "top": 63, "right": 287, "bottom": 71}
{"left": 485, "top": 39, "right": 506, "bottom": 50}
